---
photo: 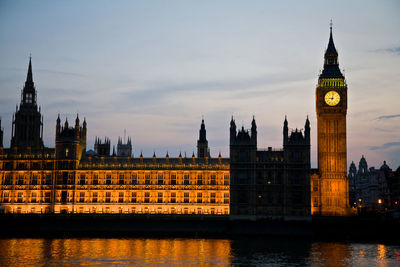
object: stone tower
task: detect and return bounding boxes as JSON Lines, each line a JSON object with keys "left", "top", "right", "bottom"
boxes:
{"left": 229, "top": 117, "right": 257, "bottom": 215}
{"left": 94, "top": 137, "right": 111, "bottom": 156}
{"left": 197, "top": 118, "right": 209, "bottom": 158}
{"left": 314, "top": 24, "right": 349, "bottom": 215}
{"left": 10, "top": 57, "right": 44, "bottom": 150}
{"left": 117, "top": 136, "right": 132, "bottom": 157}
{"left": 283, "top": 117, "right": 311, "bottom": 216}
{"left": 55, "top": 114, "right": 87, "bottom": 169}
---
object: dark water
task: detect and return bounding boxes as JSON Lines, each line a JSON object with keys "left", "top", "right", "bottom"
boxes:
{"left": 0, "top": 238, "right": 399, "bottom": 266}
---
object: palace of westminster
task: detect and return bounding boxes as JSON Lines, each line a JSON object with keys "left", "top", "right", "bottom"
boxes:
{"left": 0, "top": 27, "right": 350, "bottom": 217}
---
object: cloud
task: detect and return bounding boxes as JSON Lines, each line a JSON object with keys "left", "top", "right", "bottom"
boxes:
{"left": 370, "top": 142, "right": 400, "bottom": 150}
{"left": 376, "top": 114, "right": 400, "bottom": 120}
{"left": 372, "top": 47, "right": 400, "bottom": 54}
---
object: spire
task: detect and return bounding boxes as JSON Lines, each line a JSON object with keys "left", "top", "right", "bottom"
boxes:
{"left": 305, "top": 116, "right": 310, "bottom": 145}
{"left": 198, "top": 117, "right": 207, "bottom": 142}
{"left": 320, "top": 21, "right": 343, "bottom": 79}
{"left": 26, "top": 55, "right": 33, "bottom": 85}
{"left": 283, "top": 115, "right": 288, "bottom": 145}
{"left": 326, "top": 20, "right": 338, "bottom": 56}
{"left": 75, "top": 114, "right": 80, "bottom": 126}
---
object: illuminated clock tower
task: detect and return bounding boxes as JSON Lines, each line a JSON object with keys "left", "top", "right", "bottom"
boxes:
{"left": 314, "top": 24, "right": 348, "bottom": 216}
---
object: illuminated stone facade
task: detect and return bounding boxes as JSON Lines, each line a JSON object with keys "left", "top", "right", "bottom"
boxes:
{"left": 0, "top": 59, "right": 229, "bottom": 214}
{"left": 311, "top": 26, "right": 349, "bottom": 216}
{"left": 0, "top": 147, "right": 229, "bottom": 214}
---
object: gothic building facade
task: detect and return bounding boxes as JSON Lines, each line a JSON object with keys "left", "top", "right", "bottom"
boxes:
{"left": 348, "top": 156, "right": 393, "bottom": 212}
{"left": 0, "top": 59, "right": 230, "bottom": 215}
{"left": 229, "top": 117, "right": 311, "bottom": 217}
{"left": 1, "top": 26, "right": 348, "bottom": 217}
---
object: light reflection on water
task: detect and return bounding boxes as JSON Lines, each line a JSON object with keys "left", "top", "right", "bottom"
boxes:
{"left": 0, "top": 238, "right": 399, "bottom": 266}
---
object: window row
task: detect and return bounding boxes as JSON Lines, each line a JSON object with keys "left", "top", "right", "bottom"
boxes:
{"left": 58, "top": 191, "right": 230, "bottom": 204}
{"left": 1, "top": 191, "right": 51, "bottom": 203}
{"left": 62, "top": 173, "right": 230, "bottom": 186}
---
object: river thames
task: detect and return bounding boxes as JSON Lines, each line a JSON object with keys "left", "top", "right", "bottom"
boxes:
{"left": 0, "top": 238, "right": 399, "bottom": 266}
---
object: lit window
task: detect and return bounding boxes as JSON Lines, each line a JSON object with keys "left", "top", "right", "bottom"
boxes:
{"left": 65, "top": 148, "right": 69, "bottom": 157}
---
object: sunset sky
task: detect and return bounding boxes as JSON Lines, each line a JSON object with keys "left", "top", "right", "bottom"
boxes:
{"left": 0, "top": 0, "right": 399, "bottom": 169}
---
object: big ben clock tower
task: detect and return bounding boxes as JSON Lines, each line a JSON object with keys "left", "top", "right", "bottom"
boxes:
{"left": 313, "top": 23, "right": 349, "bottom": 216}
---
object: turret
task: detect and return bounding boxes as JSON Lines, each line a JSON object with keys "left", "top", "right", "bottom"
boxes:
{"left": 55, "top": 116, "right": 87, "bottom": 167}
{"left": 305, "top": 116, "right": 310, "bottom": 145}
{"left": 349, "top": 161, "right": 357, "bottom": 180}
{"left": 117, "top": 132, "right": 132, "bottom": 157}
{"left": 64, "top": 118, "right": 69, "bottom": 129}
{"left": 56, "top": 114, "right": 61, "bottom": 135}
{"left": 179, "top": 151, "right": 182, "bottom": 165}
{"left": 283, "top": 116, "right": 288, "bottom": 145}
{"left": 82, "top": 117, "right": 87, "bottom": 139}
{"left": 358, "top": 155, "right": 369, "bottom": 175}
{"left": 75, "top": 114, "right": 80, "bottom": 138}
{"left": 230, "top": 116, "right": 236, "bottom": 145}
{"left": 197, "top": 118, "right": 209, "bottom": 158}
{"left": 94, "top": 137, "right": 110, "bottom": 156}
{"left": 251, "top": 116, "right": 257, "bottom": 146}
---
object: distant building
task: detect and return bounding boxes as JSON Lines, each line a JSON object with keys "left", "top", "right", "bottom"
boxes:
{"left": 388, "top": 166, "right": 400, "bottom": 210}
{"left": 348, "top": 156, "right": 391, "bottom": 212}
{"left": 117, "top": 136, "right": 132, "bottom": 157}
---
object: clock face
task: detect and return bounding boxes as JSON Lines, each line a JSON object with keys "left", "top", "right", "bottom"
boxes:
{"left": 324, "top": 91, "right": 340, "bottom": 106}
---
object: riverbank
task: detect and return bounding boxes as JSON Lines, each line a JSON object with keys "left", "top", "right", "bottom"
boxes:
{"left": 0, "top": 214, "right": 399, "bottom": 243}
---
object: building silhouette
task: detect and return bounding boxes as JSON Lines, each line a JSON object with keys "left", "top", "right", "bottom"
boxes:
{"left": 1, "top": 26, "right": 350, "bottom": 217}
{"left": 117, "top": 135, "right": 132, "bottom": 157}
{"left": 229, "top": 116, "right": 310, "bottom": 216}
{"left": 11, "top": 57, "right": 44, "bottom": 150}
{"left": 349, "top": 156, "right": 398, "bottom": 213}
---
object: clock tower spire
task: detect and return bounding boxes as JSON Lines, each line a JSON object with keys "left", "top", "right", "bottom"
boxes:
{"left": 312, "top": 23, "right": 349, "bottom": 216}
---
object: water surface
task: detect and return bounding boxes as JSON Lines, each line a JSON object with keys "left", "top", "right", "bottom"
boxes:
{"left": 0, "top": 238, "right": 399, "bottom": 266}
